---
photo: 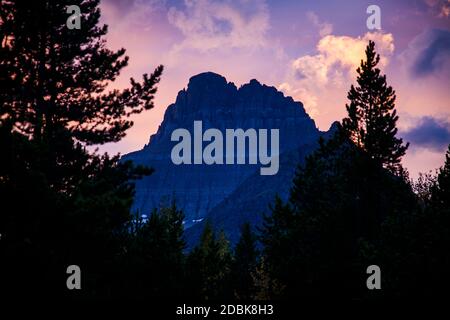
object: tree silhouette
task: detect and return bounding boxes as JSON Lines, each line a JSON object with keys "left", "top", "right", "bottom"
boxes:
{"left": 431, "top": 144, "right": 450, "bottom": 209}
{"left": 0, "top": 0, "right": 162, "bottom": 144}
{"left": 231, "top": 222, "right": 259, "bottom": 299}
{"left": 0, "top": 0, "right": 162, "bottom": 298}
{"left": 342, "top": 40, "right": 408, "bottom": 174}
{"left": 186, "top": 222, "right": 233, "bottom": 299}
{"left": 383, "top": 144, "right": 450, "bottom": 295}
{"left": 114, "top": 203, "right": 185, "bottom": 299}
{"left": 260, "top": 41, "right": 419, "bottom": 298}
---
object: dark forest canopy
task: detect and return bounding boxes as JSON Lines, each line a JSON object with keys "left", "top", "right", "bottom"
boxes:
{"left": 0, "top": 0, "right": 163, "bottom": 298}
{"left": 0, "top": 0, "right": 448, "bottom": 301}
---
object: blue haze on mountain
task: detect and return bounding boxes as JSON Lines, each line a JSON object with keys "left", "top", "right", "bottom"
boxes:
{"left": 122, "top": 72, "right": 335, "bottom": 247}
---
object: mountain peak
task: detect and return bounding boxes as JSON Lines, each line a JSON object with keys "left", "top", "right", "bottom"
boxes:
{"left": 187, "top": 72, "right": 228, "bottom": 89}
{"left": 167, "top": 72, "right": 312, "bottom": 125}
{"left": 123, "top": 72, "right": 322, "bottom": 238}
{"left": 175, "top": 72, "right": 237, "bottom": 112}
{"left": 249, "top": 78, "right": 261, "bottom": 85}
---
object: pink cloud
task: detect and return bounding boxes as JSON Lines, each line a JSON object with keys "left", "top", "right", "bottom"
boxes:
{"left": 279, "top": 32, "right": 394, "bottom": 129}
{"left": 98, "top": 1, "right": 448, "bottom": 179}
{"left": 167, "top": 0, "right": 270, "bottom": 52}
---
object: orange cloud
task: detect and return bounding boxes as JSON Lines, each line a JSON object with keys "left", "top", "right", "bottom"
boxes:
{"left": 279, "top": 32, "right": 395, "bottom": 129}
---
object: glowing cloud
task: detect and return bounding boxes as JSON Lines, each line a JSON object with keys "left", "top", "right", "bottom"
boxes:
{"left": 279, "top": 32, "right": 394, "bottom": 128}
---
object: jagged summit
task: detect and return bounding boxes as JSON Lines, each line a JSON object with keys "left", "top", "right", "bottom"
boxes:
{"left": 170, "top": 72, "right": 310, "bottom": 123}
{"left": 188, "top": 71, "right": 228, "bottom": 84}
{"left": 186, "top": 72, "right": 234, "bottom": 94}
{"left": 329, "top": 121, "right": 341, "bottom": 132}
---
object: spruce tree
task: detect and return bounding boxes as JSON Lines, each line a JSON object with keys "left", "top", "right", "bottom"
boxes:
{"left": 263, "top": 132, "right": 416, "bottom": 298}
{"left": 116, "top": 203, "right": 185, "bottom": 299}
{"left": 415, "top": 144, "right": 450, "bottom": 293}
{"left": 342, "top": 40, "right": 408, "bottom": 173}
{"left": 186, "top": 223, "right": 232, "bottom": 299}
{"left": 260, "top": 195, "right": 296, "bottom": 289}
{"left": 260, "top": 41, "right": 418, "bottom": 298}
{"left": 0, "top": 0, "right": 162, "bottom": 298}
{"left": 251, "top": 257, "right": 285, "bottom": 300}
{"left": 431, "top": 144, "right": 450, "bottom": 208}
{"left": 0, "top": 0, "right": 162, "bottom": 145}
{"left": 231, "top": 223, "right": 258, "bottom": 299}
{"left": 378, "top": 144, "right": 450, "bottom": 296}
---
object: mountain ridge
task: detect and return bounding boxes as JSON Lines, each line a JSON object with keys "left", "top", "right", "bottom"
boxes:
{"left": 122, "top": 72, "right": 325, "bottom": 241}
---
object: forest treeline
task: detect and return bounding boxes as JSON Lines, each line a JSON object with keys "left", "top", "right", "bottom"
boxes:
{"left": 0, "top": 0, "right": 448, "bottom": 300}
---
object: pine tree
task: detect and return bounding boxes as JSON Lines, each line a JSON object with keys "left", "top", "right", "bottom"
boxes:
{"left": 415, "top": 144, "right": 450, "bottom": 293}
{"left": 115, "top": 203, "right": 185, "bottom": 299}
{"left": 251, "top": 257, "right": 285, "bottom": 300}
{"left": 186, "top": 223, "right": 232, "bottom": 299}
{"left": 0, "top": 0, "right": 162, "bottom": 298}
{"left": 259, "top": 195, "right": 296, "bottom": 289}
{"left": 431, "top": 144, "right": 450, "bottom": 208}
{"left": 378, "top": 144, "right": 450, "bottom": 296}
{"left": 342, "top": 40, "right": 408, "bottom": 173}
{"left": 263, "top": 135, "right": 417, "bottom": 298}
{"left": 231, "top": 223, "right": 259, "bottom": 299}
{"left": 0, "top": 0, "right": 163, "bottom": 145}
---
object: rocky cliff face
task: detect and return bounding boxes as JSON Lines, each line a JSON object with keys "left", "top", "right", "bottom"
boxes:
{"left": 122, "top": 72, "right": 321, "bottom": 231}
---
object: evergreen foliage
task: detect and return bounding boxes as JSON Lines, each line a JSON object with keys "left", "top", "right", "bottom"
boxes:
{"left": 342, "top": 40, "right": 408, "bottom": 174}
{"left": 0, "top": 2, "right": 448, "bottom": 299}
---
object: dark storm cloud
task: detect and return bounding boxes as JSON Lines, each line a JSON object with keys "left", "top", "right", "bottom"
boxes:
{"left": 403, "top": 116, "right": 450, "bottom": 152}
{"left": 412, "top": 29, "right": 450, "bottom": 76}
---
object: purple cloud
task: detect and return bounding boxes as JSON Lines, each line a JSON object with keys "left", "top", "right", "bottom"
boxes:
{"left": 403, "top": 116, "right": 450, "bottom": 152}
{"left": 411, "top": 29, "right": 450, "bottom": 76}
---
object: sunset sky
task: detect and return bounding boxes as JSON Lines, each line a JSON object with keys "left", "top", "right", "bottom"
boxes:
{"left": 98, "top": 0, "right": 450, "bottom": 179}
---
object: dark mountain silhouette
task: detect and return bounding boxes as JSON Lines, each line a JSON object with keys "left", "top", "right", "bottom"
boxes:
{"left": 123, "top": 72, "right": 332, "bottom": 245}
{"left": 185, "top": 121, "right": 340, "bottom": 248}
